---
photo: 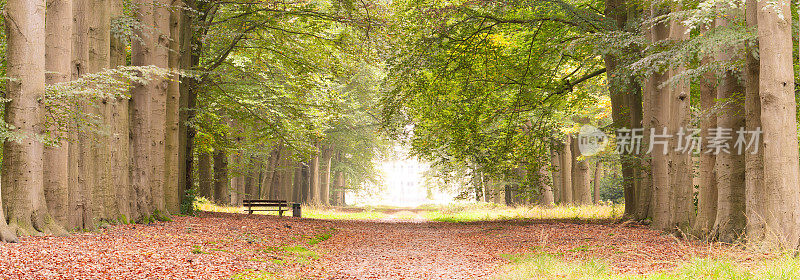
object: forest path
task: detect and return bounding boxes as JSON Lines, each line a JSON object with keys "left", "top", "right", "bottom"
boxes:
{"left": 307, "top": 219, "right": 755, "bottom": 279}
{"left": 314, "top": 221, "right": 502, "bottom": 279}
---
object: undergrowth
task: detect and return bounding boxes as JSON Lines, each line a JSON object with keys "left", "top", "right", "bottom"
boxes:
{"left": 196, "top": 199, "right": 624, "bottom": 222}
{"left": 495, "top": 253, "right": 800, "bottom": 279}
{"left": 424, "top": 202, "right": 624, "bottom": 222}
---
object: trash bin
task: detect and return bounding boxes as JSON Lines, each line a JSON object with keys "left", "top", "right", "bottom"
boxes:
{"left": 292, "top": 203, "right": 301, "bottom": 218}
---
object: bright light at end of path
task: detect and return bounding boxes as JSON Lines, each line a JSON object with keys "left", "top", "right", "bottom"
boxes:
{"left": 348, "top": 154, "right": 455, "bottom": 207}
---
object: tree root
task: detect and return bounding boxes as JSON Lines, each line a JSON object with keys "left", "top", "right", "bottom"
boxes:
{"left": 152, "top": 209, "right": 172, "bottom": 222}
{"left": 0, "top": 222, "right": 18, "bottom": 243}
{"left": 8, "top": 210, "right": 68, "bottom": 237}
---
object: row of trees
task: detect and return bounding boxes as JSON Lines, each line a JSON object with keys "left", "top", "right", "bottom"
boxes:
{"left": 474, "top": 134, "right": 613, "bottom": 207}
{"left": 383, "top": 0, "right": 800, "bottom": 249}
{"left": 0, "top": 0, "right": 384, "bottom": 243}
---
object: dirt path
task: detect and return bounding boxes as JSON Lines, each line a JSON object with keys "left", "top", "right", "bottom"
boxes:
{"left": 314, "top": 222, "right": 502, "bottom": 279}
{"left": 307, "top": 219, "right": 762, "bottom": 279}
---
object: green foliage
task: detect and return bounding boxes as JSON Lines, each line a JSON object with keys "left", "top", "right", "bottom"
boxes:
{"left": 185, "top": 0, "right": 388, "bottom": 193}
{"left": 599, "top": 173, "right": 625, "bottom": 204}
{"left": 181, "top": 187, "right": 200, "bottom": 216}
{"left": 379, "top": 0, "right": 613, "bottom": 197}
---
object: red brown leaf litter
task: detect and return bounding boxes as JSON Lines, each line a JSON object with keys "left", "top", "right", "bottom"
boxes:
{"left": 0, "top": 212, "right": 768, "bottom": 279}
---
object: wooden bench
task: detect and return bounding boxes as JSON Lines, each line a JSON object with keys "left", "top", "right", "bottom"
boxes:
{"left": 243, "top": 199, "right": 290, "bottom": 216}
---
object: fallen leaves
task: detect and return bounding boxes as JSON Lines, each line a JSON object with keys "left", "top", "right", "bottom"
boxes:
{"left": 0, "top": 212, "right": 766, "bottom": 279}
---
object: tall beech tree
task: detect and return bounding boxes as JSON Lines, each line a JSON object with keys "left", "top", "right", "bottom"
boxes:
{"left": 130, "top": 0, "right": 156, "bottom": 221}
{"left": 755, "top": 0, "right": 800, "bottom": 248}
{"left": 692, "top": 55, "right": 717, "bottom": 238}
{"left": 44, "top": 0, "right": 74, "bottom": 226}
{"left": 2, "top": 0, "right": 66, "bottom": 236}
{"left": 743, "top": 0, "right": 765, "bottom": 243}
{"left": 712, "top": 15, "right": 746, "bottom": 242}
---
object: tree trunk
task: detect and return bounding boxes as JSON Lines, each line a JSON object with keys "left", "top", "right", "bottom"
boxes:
{"left": 282, "top": 156, "right": 294, "bottom": 202}
{"left": 603, "top": 0, "right": 633, "bottom": 215}
{"left": 89, "top": 0, "right": 118, "bottom": 223}
{"left": 197, "top": 151, "right": 213, "bottom": 199}
{"left": 550, "top": 141, "right": 563, "bottom": 204}
{"left": 560, "top": 136, "right": 573, "bottom": 204}
{"left": 692, "top": 54, "right": 718, "bottom": 238}
{"left": 44, "top": 0, "right": 73, "bottom": 226}
{"left": 301, "top": 162, "right": 311, "bottom": 203}
{"left": 0, "top": 194, "right": 16, "bottom": 242}
{"left": 148, "top": 0, "right": 171, "bottom": 217}
{"left": 310, "top": 151, "right": 320, "bottom": 204}
{"left": 2, "top": 0, "right": 66, "bottom": 236}
{"left": 667, "top": 18, "right": 693, "bottom": 232}
{"left": 229, "top": 153, "right": 243, "bottom": 206}
{"left": 164, "top": 0, "right": 183, "bottom": 214}
{"left": 538, "top": 161, "right": 554, "bottom": 206}
{"left": 69, "top": 0, "right": 94, "bottom": 229}
{"left": 319, "top": 146, "right": 333, "bottom": 205}
{"left": 293, "top": 164, "right": 303, "bottom": 202}
{"left": 130, "top": 0, "right": 155, "bottom": 222}
{"left": 744, "top": 0, "right": 766, "bottom": 243}
{"left": 648, "top": 4, "right": 672, "bottom": 231}
{"left": 110, "top": 0, "right": 131, "bottom": 223}
{"left": 756, "top": 0, "right": 800, "bottom": 249}
{"left": 593, "top": 161, "right": 601, "bottom": 204}
{"left": 636, "top": 22, "right": 654, "bottom": 221}
{"left": 180, "top": 0, "right": 199, "bottom": 210}
{"left": 710, "top": 16, "right": 746, "bottom": 242}
{"left": 570, "top": 136, "right": 591, "bottom": 205}
{"left": 213, "top": 149, "right": 230, "bottom": 205}
{"left": 260, "top": 146, "right": 279, "bottom": 199}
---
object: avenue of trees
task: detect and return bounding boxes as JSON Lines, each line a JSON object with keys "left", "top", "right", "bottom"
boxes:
{"left": 1, "top": 0, "right": 800, "bottom": 253}
{"left": 0, "top": 0, "right": 384, "bottom": 242}
{"left": 382, "top": 0, "right": 800, "bottom": 250}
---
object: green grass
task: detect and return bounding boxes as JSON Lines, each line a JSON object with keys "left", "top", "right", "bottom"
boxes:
{"left": 495, "top": 253, "right": 800, "bottom": 280}
{"left": 232, "top": 270, "right": 280, "bottom": 280}
{"left": 197, "top": 199, "right": 624, "bottom": 222}
{"left": 424, "top": 202, "right": 623, "bottom": 222}
{"left": 190, "top": 245, "right": 208, "bottom": 254}
{"left": 301, "top": 208, "right": 389, "bottom": 220}
{"left": 308, "top": 230, "right": 335, "bottom": 246}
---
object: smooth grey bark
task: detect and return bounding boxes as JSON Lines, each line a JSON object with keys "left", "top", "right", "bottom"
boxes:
{"left": 570, "top": 136, "right": 591, "bottom": 205}
{"left": 667, "top": 18, "right": 693, "bottom": 232}
{"left": 756, "top": 0, "right": 800, "bottom": 249}
{"left": 149, "top": 0, "right": 171, "bottom": 216}
{"left": 2, "top": 0, "right": 66, "bottom": 236}
{"left": 560, "top": 136, "right": 573, "bottom": 205}
{"left": 648, "top": 4, "right": 672, "bottom": 231}
{"left": 744, "top": 0, "right": 766, "bottom": 244}
{"left": 164, "top": 0, "right": 183, "bottom": 214}
{"left": 712, "top": 16, "right": 746, "bottom": 242}
{"left": 550, "top": 141, "right": 563, "bottom": 204}
{"left": 110, "top": 0, "right": 131, "bottom": 222}
{"left": 69, "top": 0, "right": 95, "bottom": 229}
{"left": 44, "top": 0, "right": 73, "bottom": 226}
{"left": 692, "top": 55, "right": 718, "bottom": 238}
